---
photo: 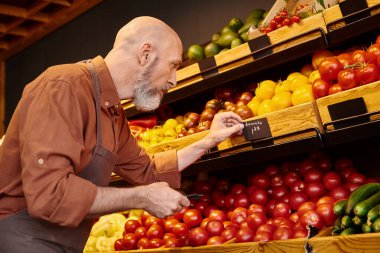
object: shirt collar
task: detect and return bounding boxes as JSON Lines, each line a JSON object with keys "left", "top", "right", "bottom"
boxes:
{"left": 91, "top": 56, "right": 121, "bottom": 109}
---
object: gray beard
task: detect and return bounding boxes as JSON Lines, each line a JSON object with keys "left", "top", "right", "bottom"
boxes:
{"left": 133, "top": 57, "right": 163, "bottom": 112}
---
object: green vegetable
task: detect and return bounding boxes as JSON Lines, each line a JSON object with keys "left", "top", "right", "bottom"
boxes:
{"left": 341, "top": 215, "right": 353, "bottom": 229}
{"left": 354, "top": 191, "right": 380, "bottom": 217}
{"left": 345, "top": 183, "right": 380, "bottom": 215}
{"left": 367, "top": 204, "right": 380, "bottom": 224}
{"left": 333, "top": 199, "right": 347, "bottom": 217}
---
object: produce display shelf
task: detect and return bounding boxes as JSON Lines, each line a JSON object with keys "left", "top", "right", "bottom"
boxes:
{"left": 323, "top": 0, "right": 380, "bottom": 45}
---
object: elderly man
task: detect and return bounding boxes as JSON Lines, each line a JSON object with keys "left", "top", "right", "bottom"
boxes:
{"left": 0, "top": 16, "right": 243, "bottom": 252}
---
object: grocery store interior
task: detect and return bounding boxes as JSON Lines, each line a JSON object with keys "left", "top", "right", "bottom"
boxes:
{"left": 1, "top": 0, "right": 380, "bottom": 252}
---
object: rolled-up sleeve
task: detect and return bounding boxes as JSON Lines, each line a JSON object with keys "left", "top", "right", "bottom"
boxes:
{"left": 18, "top": 79, "right": 97, "bottom": 227}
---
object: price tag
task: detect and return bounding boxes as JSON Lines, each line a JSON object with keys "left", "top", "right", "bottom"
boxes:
{"left": 242, "top": 118, "right": 272, "bottom": 141}
{"left": 327, "top": 97, "right": 368, "bottom": 129}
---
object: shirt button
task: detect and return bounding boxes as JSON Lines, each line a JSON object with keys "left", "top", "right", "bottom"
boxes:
{"left": 38, "top": 158, "right": 44, "bottom": 165}
{"left": 105, "top": 101, "right": 109, "bottom": 106}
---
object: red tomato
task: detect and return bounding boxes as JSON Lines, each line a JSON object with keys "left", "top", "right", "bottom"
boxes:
{"left": 293, "top": 229, "right": 308, "bottom": 238}
{"left": 323, "top": 172, "right": 342, "bottom": 191}
{"left": 284, "top": 172, "right": 301, "bottom": 187}
{"left": 254, "top": 231, "right": 272, "bottom": 242}
{"left": 273, "top": 227, "right": 294, "bottom": 240}
{"left": 147, "top": 224, "right": 164, "bottom": 240}
{"left": 230, "top": 184, "right": 247, "bottom": 195}
{"left": 257, "top": 223, "right": 276, "bottom": 234}
{"left": 329, "top": 185, "right": 350, "bottom": 200}
{"left": 312, "top": 50, "right": 335, "bottom": 69}
{"left": 208, "top": 209, "right": 227, "bottom": 222}
{"left": 198, "top": 193, "right": 212, "bottom": 205}
{"left": 124, "top": 219, "right": 142, "bottom": 233}
{"left": 337, "top": 69, "right": 358, "bottom": 90}
{"left": 177, "top": 235, "right": 189, "bottom": 247}
{"left": 272, "top": 186, "right": 288, "bottom": 200}
{"left": 339, "top": 166, "right": 357, "bottom": 180}
{"left": 183, "top": 209, "right": 202, "bottom": 228}
{"left": 137, "top": 238, "right": 149, "bottom": 249}
{"left": 351, "top": 50, "right": 367, "bottom": 64}
{"left": 234, "top": 193, "right": 250, "bottom": 208}
{"left": 250, "top": 188, "right": 269, "bottom": 205}
{"left": 312, "top": 78, "right": 331, "bottom": 99}
{"left": 347, "top": 172, "right": 366, "bottom": 184}
{"left": 266, "top": 199, "right": 278, "bottom": 217}
{"left": 215, "top": 87, "right": 234, "bottom": 100}
{"left": 134, "top": 227, "right": 147, "bottom": 241}
{"left": 204, "top": 205, "right": 218, "bottom": 217}
{"left": 145, "top": 216, "right": 164, "bottom": 229}
{"left": 328, "top": 83, "right": 343, "bottom": 95}
{"left": 298, "top": 201, "right": 316, "bottom": 215}
{"left": 236, "top": 228, "right": 255, "bottom": 243}
{"left": 273, "top": 202, "right": 291, "bottom": 218}
{"left": 200, "top": 218, "right": 209, "bottom": 230}
{"left": 188, "top": 227, "right": 209, "bottom": 246}
{"left": 173, "top": 207, "right": 188, "bottom": 221}
{"left": 122, "top": 233, "right": 138, "bottom": 250}
{"left": 299, "top": 158, "right": 318, "bottom": 175}
{"left": 305, "top": 182, "right": 325, "bottom": 199}
{"left": 214, "top": 196, "right": 226, "bottom": 208}
{"left": 206, "top": 220, "right": 224, "bottom": 236}
{"left": 304, "top": 169, "right": 323, "bottom": 182}
{"left": 224, "top": 194, "right": 236, "bottom": 209}
{"left": 114, "top": 238, "right": 123, "bottom": 251}
{"left": 164, "top": 237, "right": 180, "bottom": 248}
{"left": 162, "top": 233, "right": 176, "bottom": 241}
{"left": 289, "top": 192, "right": 309, "bottom": 211}
{"left": 290, "top": 180, "right": 306, "bottom": 193}
{"left": 172, "top": 222, "right": 189, "bottom": 238}
{"left": 247, "top": 212, "right": 267, "bottom": 230}
{"left": 289, "top": 212, "right": 299, "bottom": 223}
{"left": 356, "top": 63, "right": 380, "bottom": 85}
{"left": 194, "top": 201, "right": 208, "bottom": 215}
{"left": 319, "top": 57, "right": 343, "bottom": 81}
{"left": 377, "top": 55, "right": 380, "bottom": 68}
{"left": 316, "top": 196, "right": 335, "bottom": 206}
{"left": 376, "top": 35, "right": 380, "bottom": 44}
{"left": 221, "top": 228, "right": 237, "bottom": 241}
{"left": 164, "top": 219, "right": 179, "bottom": 233}
{"left": 316, "top": 203, "right": 337, "bottom": 226}
{"left": 264, "top": 164, "right": 281, "bottom": 177}
{"left": 230, "top": 207, "right": 248, "bottom": 225}
{"left": 140, "top": 211, "right": 151, "bottom": 226}
{"left": 345, "top": 182, "right": 361, "bottom": 192}
{"left": 317, "top": 157, "right": 332, "bottom": 171}
{"left": 207, "top": 236, "right": 226, "bottom": 245}
{"left": 216, "top": 178, "right": 231, "bottom": 193}
{"left": 366, "top": 44, "right": 380, "bottom": 63}
{"left": 300, "top": 209, "right": 323, "bottom": 229}
{"left": 335, "top": 158, "right": 354, "bottom": 171}
{"left": 337, "top": 52, "right": 352, "bottom": 67}
{"left": 147, "top": 238, "right": 163, "bottom": 248}
{"left": 248, "top": 204, "right": 266, "bottom": 215}
{"left": 246, "top": 185, "right": 258, "bottom": 195}
{"left": 271, "top": 175, "right": 284, "bottom": 187}
{"left": 249, "top": 174, "right": 271, "bottom": 189}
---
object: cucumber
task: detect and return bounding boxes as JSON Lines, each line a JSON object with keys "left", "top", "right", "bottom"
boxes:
{"left": 332, "top": 217, "right": 342, "bottom": 236}
{"left": 341, "top": 215, "right": 353, "bottom": 229}
{"left": 333, "top": 199, "right": 347, "bottom": 217}
{"left": 373, "top": 217, "right": 380, "bottom": 232}
{"left": 362, "top": 223, "right": 373, "bottom": 233}
{"left": 340, "top": 226, "right": 361, "bottom": 235}
{"left": 367, "top": 204, "right": 380, "bottom": 224}
{"left": 346, "top": 183, "right": 380, "bottom": 215}
{"left": 352, "top": 216, "right": 366, "bottom": 226}
{"left": 332, "top": 226, "right": 342, "bottom": 236}
{"left": 354, "top": 191, "right": 380, "bottom": 217}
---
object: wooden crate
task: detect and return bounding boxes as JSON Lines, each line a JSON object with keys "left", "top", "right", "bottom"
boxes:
{"left": 217, "top": 101, "right": 322, "bottom": 153}
{"left": 316, "top": 81, "right": 380, "bottom": 132}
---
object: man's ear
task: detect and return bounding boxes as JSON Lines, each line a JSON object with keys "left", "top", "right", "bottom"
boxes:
{"left": 138, "top": 42, "right": 153, "bottom": 66}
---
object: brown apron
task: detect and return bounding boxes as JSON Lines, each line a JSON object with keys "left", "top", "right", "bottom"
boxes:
{"left": 0, "top": 60, "right": 118, "bottom": 253}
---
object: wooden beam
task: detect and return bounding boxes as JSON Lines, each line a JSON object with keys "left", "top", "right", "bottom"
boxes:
{"left": 0, "top": 42, "right": 8, "bottom": 50}
{"left": 0, "top": 4, "right": 49, "bottom": 23}
{"left": 44, "top": 0, "right": 72, "bottom": 7}
{"left": 0, "top": 0, "right": 104, "bottom": 61}
{"left": 0, "top": 61, "right": 5, "bottom": 135}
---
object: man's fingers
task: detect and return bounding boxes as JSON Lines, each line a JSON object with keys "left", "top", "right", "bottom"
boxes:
{"left": 179, "top": 195, "right": 190, "bottom": 207}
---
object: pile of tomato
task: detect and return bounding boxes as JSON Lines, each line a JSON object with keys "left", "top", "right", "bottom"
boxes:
{"left": 312, "top": 35, "right": 380, "bottom": 98}
{"left": 114, "top": 151, "right": 377, "bottom": 250}
{"left": 260, "top": 9, "right": 302, "bottom": 34}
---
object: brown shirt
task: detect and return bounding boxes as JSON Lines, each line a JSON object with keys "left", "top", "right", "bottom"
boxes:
{"left": 0, "top": 56, "right": 180, "bottom": 227}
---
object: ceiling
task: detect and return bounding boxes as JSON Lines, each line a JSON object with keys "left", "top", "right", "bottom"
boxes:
{"left": 0, "top": 0, "right": 103, "bottom": 61}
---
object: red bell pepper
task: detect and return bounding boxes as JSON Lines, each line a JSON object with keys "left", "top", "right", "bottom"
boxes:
{"left": 128, "top": 115, "right": 158, "bottom": 129}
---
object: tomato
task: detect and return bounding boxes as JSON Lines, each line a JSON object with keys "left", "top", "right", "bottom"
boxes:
{"left": 376, "top": 35, "right": 380, "bottom": 44}
{"left": 289, "top": 212, "right": 299, "bottom": 223}
{"left": 231, "top": 184, "right": 247, "bottom": 195}
{"left": 137, "top": 238, "right": 149, "bottom": 249}
{"left": 221, "top": 227, "right": 237, "bottom": 241}
{"left": 122, "top": 233, "right": 138, "bottom": 250}
{"left": 177, "top": 235, "right": 189, "bottom": 247}
{"left": 216, "top": 178, "right": 231, "bottom": 193}
{"left": 305, "top": 182, "right": 325, "bottom": 199}
{"left": 323, "top": 172, "right": 342, "bottom": 190}
{"left": 316, "top": 203, "right": 337, "bottom": 226}
{"left": 204, "top": 205, "right": 218, "bottom": 217}
{"left": 335, "top": 158, "right": 354, "bottom": 171}
{"left": 246, "top": 185, "right": 258, "bottom": 195}
{"left": 147, "top": 224, "right": 164, "bottom": 240}
{"left": 236, "top": 228, "right": 255, "bottom": 243}
{"left": 338, "top": 69, "right": 359, "bottom": 90}
{"left": 273, "top": 202, "right": 291, "bottom": 218}
{"left": 328, "top": 83, "right": 343, "bottom": 95}
{"left": 304, "top": 169, "right": 323, "bottom": 182}
{"left": 134, "top": 227, "right": 147, "bottom": 241}
{"left": 351, "top": 50, "right": 367, "bottom": 64}
{"left": 339, "top": 166, "right": 357, "bottom": 180}
{"left": 329, "top": 185, "right": 350, "bottom": 200}
{"left": 377, "top": 55, "right": 380, "bottom": 68}
{"left": 312, "top": 78, "right": 331, "bottom": 99}
{"left": 254, "top": 231, "right": 272, "bottom": 242}
{"left": 289, "top": 192, "right": 308, "bottom": 211}
{"left": 224, "top": 101, "right": 237, "bottom": 112}
{"left": 318, "top": 156, "right": 332, "bottom": 171}
{"left": 205, "top": 99, "right": 221, "bottom": 111}
{"left": 147, "top": 238, "right": 163, "bottom": 248}
{"left": 215, "top": 87, "right": 234, "bottom": 100}
{"left": 208, "top": 209, "right": 227, "bottom": 222}
{"left": 188, "top": 227, "right": 209, "bottom": 246}
{"left": 248, "top": 204, "right": 266, "bottom": 215}
{"left": 271, "top": 175, "right": 284, "bottom": 187}
{"left": 207, "top": 236, "right": 226, "bottom": 245}
{"left": 319, "top": 57, "right": 343, "bottom": 81}
{"left": 250, "top": 188, "right": 269, "bottom": 205}
{"left": 200, "top": 109, "right": 216, "bottom": 122}
{"left": 237, "top": 91, "right": 254, "bottom": 105}
{"left": 206, "top": 220, "right": 224, "bottom": 236}
{"left": 172, "top": 222, "right": 189, "bottom": 238}
{"left": 249, "top": 173, "right": 271, "bottom": 189}
{"left": 234, "top": 193, "right": 250, "bottom": 208}
{"left": 347, "top": 172, "right": 366, "bottom": 184}
{"left": 255, "top": 80, "right": 276, "bottom": 100}
{"left": 114, "top": 238, "right": 123, "bottom": 251}
{"left": 366, "top": 44, "right": 380, "bottom": 63}
{"left": 317, "top": 196, "right": 335, "bottom": 206}
{"left": 345, "top": 182, "right": 361, "bottom": 192}
{"left": 164, "top": 237, "right": 180, "bottom": 248}
{"left": 145, "top": 216, "right": 164, "bottom": 229}
{"left": 124, "top": 219, "right": 142, "bottom": 233}
{"left": 280, "top": 194, "right": 291, "bottom": 205}
{"left": 273, "top": 227, "right": 294, "bottom": 240}
{"left": 264, "top": 164, "right": 281, "bottom": 177}
{"left": 290, "top": 180, "right": 306, "bottom": 193}
{"left": 173, "top": 207, "right": 188, "bottom": 221}
{"left": 272, "top": 186, "right": 289, "bottom": 200}
{"left": 300, "top": 209, "right": 323, "bottom": 229}
{"left": 224, "top": 194, "right": 236, "bottom": 210}
{"left": 337, "top": 52, "right": 352, "bottom": 67}
{"left": 312, "top": 50, "right": 334, "bottom": 69}
{"left": 356, "top": 63, "right": 380, "bottom": 85}
{"left": 299, "top": 158, "right": 318, "bottom": 175}
{"left": 140, "top": 211, "right": 151, "bottom": 225}
{"left": 247, "top": 212, "right": 267, "bottom": 230}
{"left": 284, "top": 172, "right": 301, "bottom": 187}
{"left": 257, "top": 223, "right": 276, "bottom": 234}
{"left": 298, "top": 201, "right": 316, "bottom": 215}
{"left": 164, "top": 218, "right": 179, "bottom": 233}
{"left": 234, "top": 105, "right": 254, "bottom": 120}
{"left": 214, "top": 195, "right": 226, "bottom": 208}
{"left": 162, "top": 233, "right": 176, "bottom": 241}
{"left": 194, "top": 201, "right": 208, "bottom": 215}
{"left": 230, "top": 207, "right": 248, "bottom": 225}
{"left": 293, "top": 229, "right": 308, "bottom": 238}
{"left": 291, "top": 84, "right": 314, "bottom": 105}
{"left": 266, "top": 199, "right": 278, "bottom": 217}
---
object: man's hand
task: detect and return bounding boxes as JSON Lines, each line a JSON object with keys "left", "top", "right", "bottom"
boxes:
{"left": 206, "top": 111, "right": 244, "bottom": 146}
{"left": 138, "top": 182, "right": 190, "bottom": 218}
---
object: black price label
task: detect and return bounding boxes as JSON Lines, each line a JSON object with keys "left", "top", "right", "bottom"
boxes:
{"left": 243, "top": 118, "right": 272, "bottom": 141}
